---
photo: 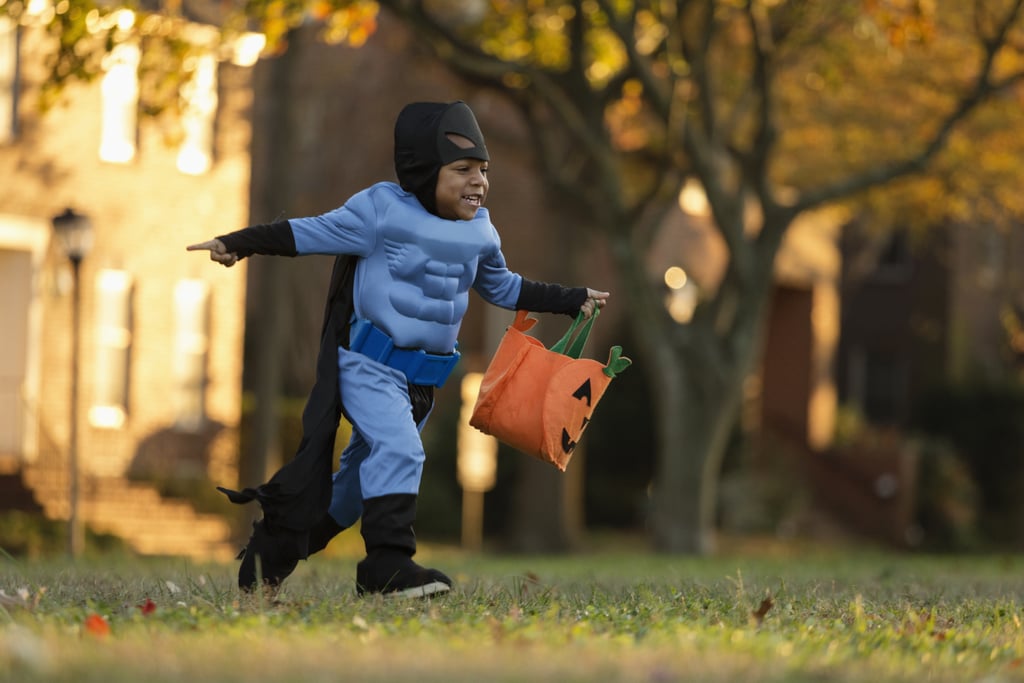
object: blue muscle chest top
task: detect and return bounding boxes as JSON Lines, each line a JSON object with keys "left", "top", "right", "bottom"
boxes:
{"left": 289, "top": 182, "right": 522, "bottom": 354}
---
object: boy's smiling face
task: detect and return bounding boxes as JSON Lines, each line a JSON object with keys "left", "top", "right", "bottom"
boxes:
{"left": 435, "top": 134, "right": 489, "bottom": 221}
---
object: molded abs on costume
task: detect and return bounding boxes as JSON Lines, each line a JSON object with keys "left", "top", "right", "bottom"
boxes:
{"left": 290, "top": 183, "right": 521, "bottom": 354}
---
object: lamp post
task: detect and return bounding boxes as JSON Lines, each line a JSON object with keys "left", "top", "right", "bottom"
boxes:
{"left": 52, "top": 208, "right": 93, "bottom": 558}
{"left": 457, "top": 372, "right": 497, "bottom": 551}
{"left": 664, "top": 266, "right": 698, "bottom": 324}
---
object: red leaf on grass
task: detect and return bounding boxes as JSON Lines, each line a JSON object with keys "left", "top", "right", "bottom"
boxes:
{"left": 751, "top": 596, "right": 774, "bottom": 626}
{"left": 84, "top": 613, "right": 110, "bottom": 638}
{"left": 138, "top": 598, "right": 156, "bottom": 616}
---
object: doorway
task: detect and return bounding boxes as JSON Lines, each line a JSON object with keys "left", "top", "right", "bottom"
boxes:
{"left": 0, "top": 216, "right": 49, "bottom": 468}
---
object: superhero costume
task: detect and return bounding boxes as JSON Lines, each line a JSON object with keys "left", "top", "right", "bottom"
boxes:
{"left": 215, "top": 101, "right": 587, "bottom": 596}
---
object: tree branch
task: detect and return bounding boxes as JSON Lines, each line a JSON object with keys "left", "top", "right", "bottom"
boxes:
{"left": 674, "top": 1, "right": 751, "bottom": 269}
{"left": 594, "top": 0, "right": 673, "bottom": 120}
{"left": 511, "top": 97, "right": 594, "bottom": 210}
{"left": 379, "top": 2, "right": 626, "bottom": 217}
{"left": 631, "top": 171, "right": 686, "bottom": 252}
{"left": 740, "top": 0, "right": 776, "bottom": 201}
{"left": 690, "top": 0, "right": 718, "bottom": 139}
{"left": 794, "top": 0, "right": 1024, "bottom": 213}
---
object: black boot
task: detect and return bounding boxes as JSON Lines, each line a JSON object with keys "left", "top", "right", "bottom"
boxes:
{"left": 237, "top": 519, "right": 308, "bottom": 592}
{"left": 356, "top": 494, "right": 451, "bottom": 599}
{"left": 308, "top": 513, "right": 346, "bottom": 555}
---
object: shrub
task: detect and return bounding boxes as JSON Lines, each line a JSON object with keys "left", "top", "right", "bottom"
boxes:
{"left": 912, "top": 383, "right": 1024, "bottom": 546}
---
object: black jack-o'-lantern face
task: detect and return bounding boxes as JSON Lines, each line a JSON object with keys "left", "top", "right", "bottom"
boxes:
{"left": 560, "top": 378, "right": 594, "bottom": 455}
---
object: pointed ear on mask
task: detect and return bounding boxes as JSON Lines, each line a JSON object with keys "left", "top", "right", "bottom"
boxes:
{"left": 437, "top": 103, "right": 488, "bottom": 164}
{"left": 394, "top": 101, "right": 488, "bottom": 189}
{"left": 394, "top": 100, "right": 488, "bottom": 217}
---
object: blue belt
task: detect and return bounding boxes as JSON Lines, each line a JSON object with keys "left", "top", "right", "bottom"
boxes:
{"left": 348, "top": 319, "right": 460, "bottom": 388}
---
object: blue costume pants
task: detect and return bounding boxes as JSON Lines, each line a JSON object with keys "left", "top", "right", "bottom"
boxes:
{"left": 327, "top": 346, "right": 432, "bottom": 527}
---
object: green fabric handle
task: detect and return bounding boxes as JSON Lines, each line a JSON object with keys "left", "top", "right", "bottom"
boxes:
{"left": 603, "top": 346, "right": 632, "bottom": 378}
{"left": 551, "top": 309, "right": 632, "bottom": 378}
{"left": 551, "top": 309, "right": 599, "bottom": 359}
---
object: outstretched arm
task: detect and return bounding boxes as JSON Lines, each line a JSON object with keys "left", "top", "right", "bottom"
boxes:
{"left": 186, "top": 220, "right": 298, "bottom": 267}
{"left": 579, "top": 288, "right": 609, "bottom": 319}
{"left": 186, "top": 238, "right": 238, "bottom": 267}
{"left": 515, "top": 278, "right": 609, "bottom": 318}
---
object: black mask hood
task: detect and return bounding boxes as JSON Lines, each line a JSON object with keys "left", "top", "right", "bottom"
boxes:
{"left": 394, "top": 101, "right": 489, "bottom": 215}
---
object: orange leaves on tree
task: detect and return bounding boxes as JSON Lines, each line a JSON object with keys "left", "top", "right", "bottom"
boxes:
{"left": 606, "top": 80, "right": 654, "bottom": 152}
{"left": 861, "top": 0, "right": 936, "bottom": 47}
{"left": 84, "top": 613, "right": 111, "bottom": 638}
{"left": 309, "top": 0, "right": 332, "bottom": 20}
{"left": 323, "top": 2, "right": 379, "bottom": 48}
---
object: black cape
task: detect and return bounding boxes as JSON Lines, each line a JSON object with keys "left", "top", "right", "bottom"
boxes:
{"left": 217, "top": 254, "right": 357, "bottom": 538}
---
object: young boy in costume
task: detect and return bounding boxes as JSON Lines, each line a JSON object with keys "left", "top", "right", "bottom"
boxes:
{"left": 188, "top": 101, "right": 608, "bottom": 598}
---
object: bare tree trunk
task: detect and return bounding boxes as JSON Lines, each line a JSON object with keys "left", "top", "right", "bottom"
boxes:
{"left": 612, "top": 229, "right": 768, "bottom": 554}
{"left": 509, "top": 457, "right": 575, "bottom": 552}
{"left": 506, "top": 198, "right": 585, "bottom": 551}
{"left": 246, "top": 258, "right": 286, "bottom": 483}
{"left": 649, "top": 363, "right": 739, "bottom": 554}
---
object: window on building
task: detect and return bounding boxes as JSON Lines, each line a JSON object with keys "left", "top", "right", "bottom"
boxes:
{"left": 99, "top": 40, "right": 140, "bottom": 164}
{"left": 177, "top": 53, "right": 218, "bottom": 175}
{"left": 870, "top": 230, "right": 913, "bottom": 283}
{"left": 0, "top": 16, "right": 18, "bottom": 144}
{"left": 89, "top": 269, "right": 133, "bottom": 428}
{"left": 173, "top": 279, "right": 209, "bottom": 431}
{"left": 847, "top": 346, "right": 909, "bottom": 425}
{"left": 977, "top": 227, "right": 1005, "bottom": 290}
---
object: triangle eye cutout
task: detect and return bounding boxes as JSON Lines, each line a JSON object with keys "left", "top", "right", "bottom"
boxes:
{"left": 445, "top": 132, "right": 476, "bottom": 149}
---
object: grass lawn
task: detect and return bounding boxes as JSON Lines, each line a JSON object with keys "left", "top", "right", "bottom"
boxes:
{"left": 2, "top": 539, "right": 1024, "bottom": 682}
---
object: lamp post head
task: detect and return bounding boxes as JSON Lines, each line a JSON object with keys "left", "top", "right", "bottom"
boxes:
{"left": 52, "top": 208, "right": 94, "bottom": 264}
{"left": 663, "top": 266, "right": 698, "bottom": 324}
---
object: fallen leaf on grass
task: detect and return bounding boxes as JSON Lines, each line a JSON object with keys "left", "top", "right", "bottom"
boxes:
{"left": 138, "top": 599, "right": 156, "bottom": 616}
{"left": 516, "top": 571, "right": 542, "bottom": 598}
{"left": 488, "top": 615, "right": 504, "bottom": 642}
{"left": 751, "top": 596, "right": 774, "bottom": 626}
{"left": 4, "top": 626, "right": 53, "bottom": 674}
{"left": 0, "top": 587, "right": 45, "bottom": 612}
{"left": 84, "top": 614, "right": 110, "bottom": 638}
{"left": 901, "top": 610, "right": 949, "bottom": 640}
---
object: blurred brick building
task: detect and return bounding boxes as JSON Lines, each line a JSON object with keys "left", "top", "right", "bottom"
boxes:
{"left": 838, "top": 222, "right": 1024, "bottom": 425}
{"left": 0, "top": 11, "right": 254, "bottom": 557}
{"left": 0, "top": 8, "right": 596, "bottom": 558}
{"left": 0, "top": 5, "right": 862, "bottom": 557}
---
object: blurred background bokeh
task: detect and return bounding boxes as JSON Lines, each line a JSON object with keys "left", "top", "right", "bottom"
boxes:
{"left": 1, "top": 0, "right": 1023, "bottom": 561}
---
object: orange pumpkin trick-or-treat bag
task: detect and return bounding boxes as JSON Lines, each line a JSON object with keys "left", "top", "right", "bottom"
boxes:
{"left": 469, "top": 309, "right": 631, "bottom": 471}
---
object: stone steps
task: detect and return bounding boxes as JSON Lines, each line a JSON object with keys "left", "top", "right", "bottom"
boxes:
{"left": 0, "top": 473, "right": 44, "bottom": 513}
{"left": 20, "top": 463, "right": 237, "bottom": 561}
